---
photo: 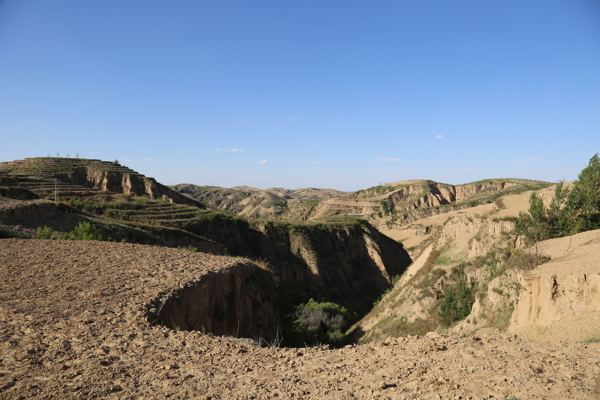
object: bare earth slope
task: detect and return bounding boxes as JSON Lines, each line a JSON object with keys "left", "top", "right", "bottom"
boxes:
{"left": 2, "top": 239, "right": 599, "bottom": 399}
{"left": 511, "top": 229, "right": 600, "bottom": 343}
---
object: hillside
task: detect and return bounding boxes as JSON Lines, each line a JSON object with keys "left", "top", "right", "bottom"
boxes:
{"left": 0, "top": 157, "right": 203, "bottom": 207}
{"left": 288, "top": 178, "right": 552, "bottom": 226}
{"left": 171, "top": 183, "right": 344, "bottom": 219}
{"left": 350, "top": 182, "right": 600, "bottom": 346}
{"left": 173, "top": 179, "right": 552, "bottom": 228}
{"left": 0, "top": 158, "right": 411, "bottom": 318}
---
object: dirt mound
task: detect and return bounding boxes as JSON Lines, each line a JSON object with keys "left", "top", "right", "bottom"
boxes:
{"left": 1, "top": 239, "right": 598, "bottom": 399}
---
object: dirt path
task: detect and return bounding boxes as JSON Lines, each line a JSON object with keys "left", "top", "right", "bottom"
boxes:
{"left": 1, "top": 239, "right": 599, "bottom": 399}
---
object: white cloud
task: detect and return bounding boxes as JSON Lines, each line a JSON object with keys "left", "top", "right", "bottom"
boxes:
{"left": 310, "top": 161, "right": 326, "bottom": 164}
{"left": 258, "top": 159, "right": 271, "bottom": 164}
{"left": 90, "top": 151, "right": 101, "bottom": 155}
{"left": 214, "top": 148, "right": 222, "bottom": 152}
{"left": 227, "top": 148, "right": 243, "bottom": 152}
{"left": 378, "top": 158, "right": 400, "bottom": 163}
{"left": 435, "top": 135, "right": 444, "bottom": 139}
{"left": 512, "top": 157, "right": 540, "bottom": 165}
{"left": 459, "top": 168, "right": 477, "bottom": 172}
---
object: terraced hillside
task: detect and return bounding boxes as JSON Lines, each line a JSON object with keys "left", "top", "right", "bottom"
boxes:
{"left": 0, "top": 157, "right": 201, "bottom": 207}
{"left": 177, "top": 179, "right": 552, "bottom": 234}
{"left": 290, "top": 178, "right": 552, "bottom": 226}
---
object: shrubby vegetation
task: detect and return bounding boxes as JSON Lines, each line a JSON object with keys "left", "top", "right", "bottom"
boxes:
{"left": 284, "top": 298, "right": 356, "bottom": 347}
{"left": 439, "top": 263, "right": 476, "bottom": 326}
{"left": 37, "top": 222, "right": 104, "bottom": 241}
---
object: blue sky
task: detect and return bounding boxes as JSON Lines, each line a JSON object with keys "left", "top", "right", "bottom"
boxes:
{"left": 1, "top": 0, "right": 599, "bottom": 191}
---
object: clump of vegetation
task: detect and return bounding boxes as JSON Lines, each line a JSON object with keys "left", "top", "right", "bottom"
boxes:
{"left": 37, "top": 222, "right": 104, "bottom": 241}
{"left": 284, "top": 298, "right": 355, "bottom": 347}
{"left": 494, "top": 197, "right": 506, "bottom": 209}
{"left": 379, "top": 197, "right": 395, "bottom": 216}
{"left": 439, "top": 263, "right": 476, "bottom": 326}
{"left": 36, "top": 226, "right": 57, "bottom": 239}
{"left": 179, "top": 245, "right": 199, "bottom": 252}
{"left": 64, "top": 221, "right": 103, "bottom": 240}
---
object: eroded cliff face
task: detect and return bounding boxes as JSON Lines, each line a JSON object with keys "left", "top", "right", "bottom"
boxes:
{"left": 65, "top": 167, "right": 200, "bottom": 206}
{"left": 509, "top": 229, "right": 600, "bottom": 342}
{"left": 0, "top": 199, "right": 58, "bottom": 223}
{"left": 177, "top": 218, "right": 412, "bottom": 315}
{"left": 149, "top": 263, "right": 281, "bottom": 342}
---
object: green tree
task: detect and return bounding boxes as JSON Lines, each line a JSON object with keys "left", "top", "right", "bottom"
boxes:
{"left": 547, "top": 180, "right": 570, "bottom": 237}
{"left": 288, "top": 299, "right": 354, "bottom": 347}
{"left": 515, "top": 191, "right": 551, "bottom": 244}
{"left": 564, "top": 153, "right": 600, "bottom": 233}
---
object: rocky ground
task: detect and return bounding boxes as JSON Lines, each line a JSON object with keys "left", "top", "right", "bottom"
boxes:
{"left": 2, "top": 239, "right": 600, "bottom": 399}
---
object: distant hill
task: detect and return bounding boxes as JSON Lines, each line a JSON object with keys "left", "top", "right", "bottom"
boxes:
{"left": 282, "top": 178, "right": 552, "bottom": 227}
{"left": 173, "top": 179, "right": 552, "bottom": 225}
{"left": 170, "top": 184, "right": 345, "bottom": 219}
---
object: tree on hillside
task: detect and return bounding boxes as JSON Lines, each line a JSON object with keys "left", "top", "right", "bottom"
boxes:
{"left": 547, "top": 180, "right": 570, "bottom": 237}
{"left": 516, "top": 153, "right": 600, "bottom": 241}
{"left": 515, "top": 191, "right": 551, "bottom": 244}
{"left": 563, "top": 153, "right": 600, "bottom": 233}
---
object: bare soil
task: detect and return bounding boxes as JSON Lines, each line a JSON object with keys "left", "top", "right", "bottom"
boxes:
{"left": 2, "top": 239, "right": 599, "bottom": 399}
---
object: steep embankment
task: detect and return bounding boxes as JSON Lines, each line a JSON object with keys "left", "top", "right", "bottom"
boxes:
{"left": 170, "top": 217, "right": 412, "bottom": 315}
{"left": 510, "top": 229, "right": 600, "bottom": 342}
{"left": 351, "top": 209, "right": 520, "bottom": 343}
{"left": 0, "top": 157, "right": 202, "bottom": 207}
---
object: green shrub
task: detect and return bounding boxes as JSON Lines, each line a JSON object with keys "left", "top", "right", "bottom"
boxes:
{"left": 286, "top": 299, "right": 355, "bottom": 347}
{"left": 64, "top": 222, "right": 103, "bottom": 241}
{"left": 37, "top": 226, "right": 56, "bottom": 239}
{"left": 439, "top": 263, "right": 476, "bottom": 326}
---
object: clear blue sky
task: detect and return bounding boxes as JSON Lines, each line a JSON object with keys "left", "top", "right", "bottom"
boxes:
{"left": 1, "top": 0, "right": 599, "bottom": 191}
